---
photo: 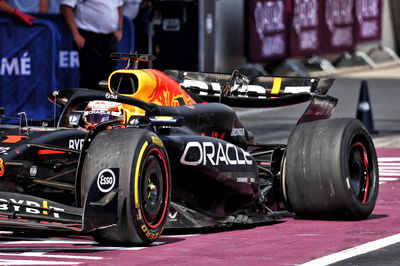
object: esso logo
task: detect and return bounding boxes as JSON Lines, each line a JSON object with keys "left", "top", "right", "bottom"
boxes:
{"left": 97, "top": 169, "right": 116, "bottom": 193}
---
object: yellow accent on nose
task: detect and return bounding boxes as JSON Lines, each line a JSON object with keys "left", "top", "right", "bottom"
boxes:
{"left": 271, "top": 77, "right": 282, "bottom": 95}
{"left": 43, "top": 201, "right": 48, "bottom": 215}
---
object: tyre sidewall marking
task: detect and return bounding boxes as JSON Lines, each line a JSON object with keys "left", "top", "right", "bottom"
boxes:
{"left": 134, "top": 141, "right": 149, "bottom": 209}
{"left": 132, "top": 137, "right": 169, "bottom": 240}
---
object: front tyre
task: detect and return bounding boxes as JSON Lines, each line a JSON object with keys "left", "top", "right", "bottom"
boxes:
{"left": 283, "top": 118, "right": 379, "bottom": 220}
{"left": 81, "top": 128, "right": 170, "bottom": 245}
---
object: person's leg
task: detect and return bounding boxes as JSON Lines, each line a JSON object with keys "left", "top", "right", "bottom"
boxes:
{"left": 98, "top": 34, "right": 118, "bottom": 90}
{"left": 78, "top": 30, "right": 103, "bottom": 90}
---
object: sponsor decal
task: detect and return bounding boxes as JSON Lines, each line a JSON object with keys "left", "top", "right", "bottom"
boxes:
{"left": 284, "top": 86, "right": 312, "bottom": 93}
{"left": 84, "top": 109, "right": 121, "bottom": 117}
{"left": 211, "top": 131, "right": 225, "bottom": 140}
{"left": 0, "top": 147, "right": 10, "bottom": 154}
{"left": 185, "top": 105, "right": 195, "bottom": 110}
{"left": 0, "top": 198, "right": 64, "bottom": 218}
{"left": 236, "top": 177, "right": 256, "bottom": 183}
{"left": 41, "top": 121, "right": 49, "bottom": 127}
{"left": 254, "top": 1, "right": 286, "bottom": 57}
{"left": 181, "top": 79, "right": 267, "bottom": 98}
{"left": 68, "top": 139, "right": 84, "bottom": 150}
{"left": 25, "top": 127, "right": 58, "bottom": 132}
{"left": 0, "top": 158, "right": 4, "bottom": 177}
{"left": 325, "top": 0, "right": 354, "bottom": 47}
{"left": 2, "top": 135, "right": 28, "bottom": 143}
{"left": 168, "top": 211, "right": 178, "bottom": 221}
{"left": 180, "top": 141, "right": 253, "bottom": 166}
{"left": 105, "top": 93, "right": 118, "bottom": 100}
{"left": 231, "top": 128, "right": 245, "bottom": 137}
{"left": 200, "top": 131, "right": 226, "bottom": 140}
{"left": 129, "top": 118, "right": 140, "bottom": 125}
{"left": 140, "top": 224, "right": 160, "bottom": 240}
{"left": 154, "top": 116, "right": 173, "bottom": 120}
{"left": 59, "top": 50, "right": 79, "bottom": 68}
{"left": 69, "top": 114, "right": 80, "bottom": 125}
{"left": 0, "top": 52, "right": 31, "bottom": 76}
{"left": 97, "top": 169, "right": 116, "bottom": 193}
{"left": 181, "top": 78, "right": 311, "bottom": 97}
{"left": 293, "top": 0, "right": 319, "bottom": 50}
{"left": 30, "top": 166, "right": 37, "bottom": 177}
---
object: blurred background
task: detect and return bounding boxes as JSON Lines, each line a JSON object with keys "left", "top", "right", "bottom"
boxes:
{"left": 0, "top": 0, "right": 399, "bottom": 126}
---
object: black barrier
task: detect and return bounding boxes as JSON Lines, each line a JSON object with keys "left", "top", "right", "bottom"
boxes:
{"left": 0, "top": 17, "right": 58, "bottom": 121}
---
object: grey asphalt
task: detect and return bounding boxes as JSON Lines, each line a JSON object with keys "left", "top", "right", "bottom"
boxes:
{"left": 332, "top": 243, "right": 400, "bottom": 266}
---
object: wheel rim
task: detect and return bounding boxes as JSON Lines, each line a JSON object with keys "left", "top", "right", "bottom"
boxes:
{"left": 140, "top": 148, "right": 169, "bottom": 229}
{"left": 348, "top": 142, "right": 371, "bottom": 204}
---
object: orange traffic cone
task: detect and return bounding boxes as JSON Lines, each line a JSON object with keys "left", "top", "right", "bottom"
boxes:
{"left": 356, "top": 80, "right": 378, "bottom": 134}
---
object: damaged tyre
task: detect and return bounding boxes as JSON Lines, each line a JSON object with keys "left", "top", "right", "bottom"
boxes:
{"left": 283, "top": 118, "right": 379, "bottom": 219}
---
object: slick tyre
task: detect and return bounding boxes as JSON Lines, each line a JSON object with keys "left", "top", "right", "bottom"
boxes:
{"left": 81, "top": 128, "right": 170, "bottom": 245}
{"left": 282, "top": 118, "right": 379, "bottom": 220}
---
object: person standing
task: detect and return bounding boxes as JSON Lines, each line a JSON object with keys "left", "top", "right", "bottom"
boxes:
{"left": 60, "top": 0, "right": 123, "bottom": 90}
{"left": 123, "top": 0, "right": 141, "bottom": 20}
{"left": 5, "top": 0, "right": 48, "bottom": 13}
{"left": 48, "top": 0, "right": 63, "bottom": 13}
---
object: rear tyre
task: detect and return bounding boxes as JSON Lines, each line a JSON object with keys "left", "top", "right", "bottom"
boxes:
{"left": 81, "top": 128, "right": 170, "bottom": 245}
{"left": 283, "top": 118, "right": 379, "bottom": 220}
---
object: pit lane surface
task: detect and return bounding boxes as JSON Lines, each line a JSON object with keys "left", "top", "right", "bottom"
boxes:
{"left": 0, "top": 77, "right": 399, "bottom": 265}
{"left": 0, "top": 147, "right": 397, "bottom": 265}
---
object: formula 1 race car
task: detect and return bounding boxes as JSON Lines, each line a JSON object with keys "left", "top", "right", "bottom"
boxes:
{"left": 0, "top": 53, "right": 379, "bottom": 245}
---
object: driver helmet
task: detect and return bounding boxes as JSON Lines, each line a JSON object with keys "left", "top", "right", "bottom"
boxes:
{"left": 83, "top": 101, "right": 123, "bottom": 129}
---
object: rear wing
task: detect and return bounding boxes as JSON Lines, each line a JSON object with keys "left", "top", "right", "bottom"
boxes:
{"left": 165, "top": 70, "right": 335, "bottom": 108}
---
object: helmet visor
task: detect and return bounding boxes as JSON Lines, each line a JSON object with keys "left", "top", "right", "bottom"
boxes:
{"left": 83, "top": 110, "right": 122, "bottom": 125}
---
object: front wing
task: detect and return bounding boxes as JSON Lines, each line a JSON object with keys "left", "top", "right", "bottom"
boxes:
{"left": 0, "top": 172, "right": 119, "bottom": 233}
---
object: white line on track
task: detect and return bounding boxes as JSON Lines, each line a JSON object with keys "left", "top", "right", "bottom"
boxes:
{"left": 0, "top": 252, "right": 101, "bottom": 260}
{"left": 378, "top": 163, "right": 400, "bottom": 166}
{"left": 378, "top": 158, "right": 400, "bottom": 162}
{"left": 379, "top": 177, "right": 399, "bottom": 181}
{"left": 0, "top": 259, "right": 80, "bottom": 265}
{"left": 0, "top": 246, "right": 148, "bottom": 252}
{"left": 379, "top": 168, "right": 400, "bottom": 171}
{"left": 162, "top": 234, "right": 198, "bottom": 238}
{"left": 379, "top": 166, "right": 400, "bottom": 169}
{"left": 378, "top": 172, "right": 400, "bottom": 176}
{"left": 299, "top": 233, "right": 400, "bottom": 266}
{"left": 0, "top": 240, "right": 95, "bottom": 245}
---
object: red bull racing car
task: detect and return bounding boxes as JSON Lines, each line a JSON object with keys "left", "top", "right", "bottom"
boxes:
{"left": 0, "top": 53, "right": 379, "bottom": 245}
